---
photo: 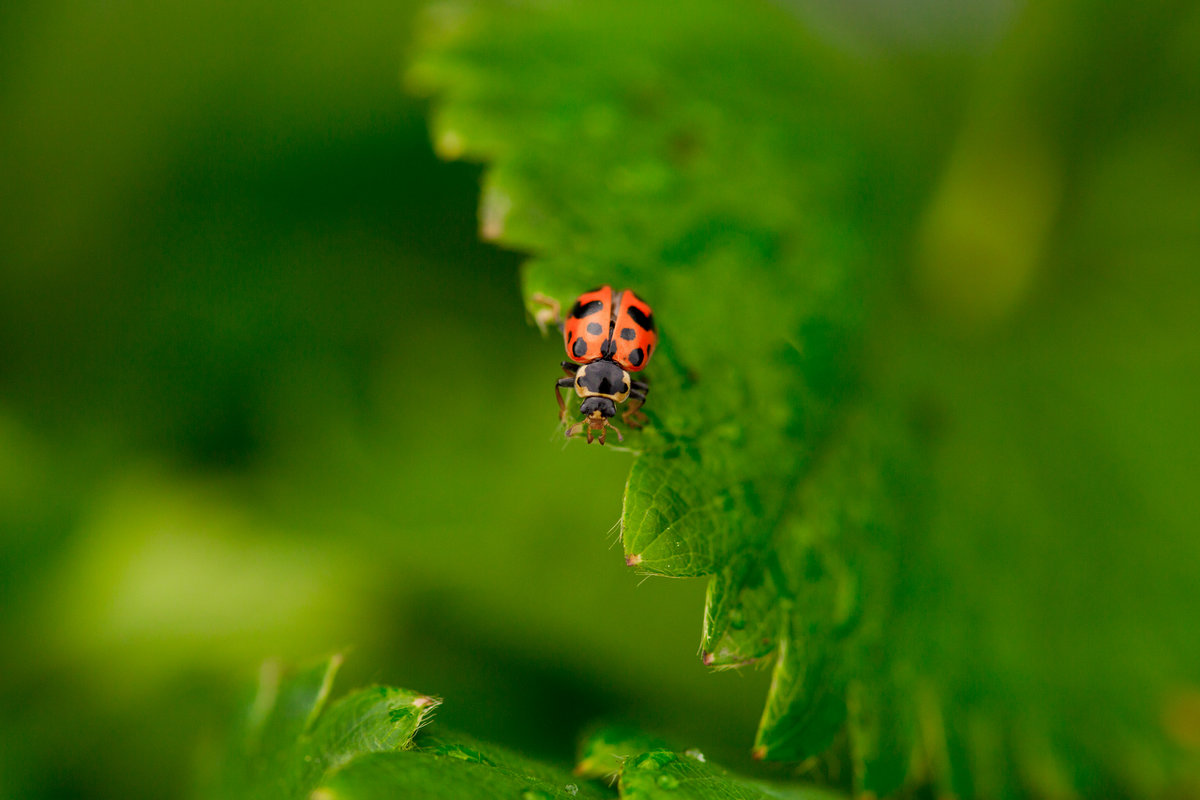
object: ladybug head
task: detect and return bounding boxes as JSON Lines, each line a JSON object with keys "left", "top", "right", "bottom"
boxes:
{"left": 579, "top": 396, "right": 616, "bottom": 419}
{"left": 568, "top": 396, "right": 623, "bottom": 445}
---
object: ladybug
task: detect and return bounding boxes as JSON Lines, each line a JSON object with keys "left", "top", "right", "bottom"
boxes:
{"left": 533, "top": 286, "right": 657, "bottom": 445}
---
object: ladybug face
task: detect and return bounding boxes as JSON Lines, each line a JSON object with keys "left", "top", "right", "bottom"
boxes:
{"left": 579, "top": 396, "right": 616, "bottom": 419}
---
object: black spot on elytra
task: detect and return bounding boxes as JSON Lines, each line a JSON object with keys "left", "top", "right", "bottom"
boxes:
{"left": 628, "top": 347, "right": 644, "bottom": 367}
{"left": 619, "top": 327, "right": 637, "bottom": 341}
{"left": 600, "top": 338, "right": 615, "bottom": 358}
{"left": 572, "top": 337, "right": 588, "bottom": 358}
{"left": 570, "top": 299, "right": 604, "bottom": 319}
{"left": 587, "top": 322, "right": 603, "bottom": 335}
{"left": 626, "top": 305, "right": 655, "bottom": 332}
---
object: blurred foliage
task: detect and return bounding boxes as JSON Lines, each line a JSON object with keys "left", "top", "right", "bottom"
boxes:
{"left": 412, "top": 0, "right": 1200, "bottom": 797}
{"left": 1, "top": 0, "right": 1198, "bottom": 799}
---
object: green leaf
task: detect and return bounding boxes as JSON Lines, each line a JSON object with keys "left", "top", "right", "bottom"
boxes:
{"left": 212, "top": 655, "right": 440, "bottom": 800}
{"left": 298, "top": 683, "right": 438, "bottom": 786}
{"left": 574, "top": 726, "right": 845, "bottom": 800}
{"left": 412, "top": 0, "right": 1200, "bottom": 796}
{"left": 313, "top": 751, "right": 596, "bottom": 800}
{"left": 216, "top": 660, "right": 843, "bottom": 800}
{"left": 212, "top": 656, "right": 609, "bottom": 800}
{"left": 617, "top": 748, "right": 841, "bottom": 800}
{"left": 410, "top": 0, "right": 898, "bottom": 781}
{"left": 575, "top": 725, "right": 672, "bottom": 780}
{"left": 411, "top": 0, "right": 880, "bottom": 603}
{"left": 313, "top": 738, "right": 615, "bottom": 800}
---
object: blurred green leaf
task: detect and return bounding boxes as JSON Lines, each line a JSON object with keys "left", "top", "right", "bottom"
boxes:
{"left": 216, "top": 663, "right": 834, "bottom": 800}
{"left": 214, "top": 655, "right": 610, "bottom": 800}
{"left": 214, "top": 659, "right": 591, "bottom": 799}
{"left": 412, "top": 0, "right": 1200, "bottom": 796}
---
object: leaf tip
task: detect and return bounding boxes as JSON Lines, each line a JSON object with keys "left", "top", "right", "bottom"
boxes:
{"left": 701, "top": 651, "right": 714, "bottom": 666}
{"left": 480, "top": 193, "right": 512, "bottom": 242}
{"left": 625, "top": 553, "right": 643, "bottom": 567}
{"left": 751, "top": 745, "right": 768, "bottom": 761}
{"left": 412, "top": 694, "right": 439, "bottom": 710}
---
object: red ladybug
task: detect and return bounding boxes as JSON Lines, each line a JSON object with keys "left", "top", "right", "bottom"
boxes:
{"left": 533, "top": 286, "right": 656, "bottom": 445}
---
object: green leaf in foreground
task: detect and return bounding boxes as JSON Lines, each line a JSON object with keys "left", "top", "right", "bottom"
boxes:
{"left": 411, "top": 0, "right": 1200, "bottom": 796}
{"left": 212, "top": 658, "right": 838, "bottom": 800}
{"left": 575, "top": 725, "right": 671, "bottom": 781}
{"left": 212, "top": 655, "right": 440, "bottom": 800}
{"left": 575, "top": 727, "right": 843, "bottom": 800}
{"left": 211, "top": 655, "right": 605, "bottom": 800}
{"left": 618, "top": 748, "right": 840, "bottom": 800}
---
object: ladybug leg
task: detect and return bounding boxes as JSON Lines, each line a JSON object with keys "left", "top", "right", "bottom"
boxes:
{"left": 601, "top": 420, "right": 623, "bottom": 445}
{"left": 622, "top": 382, "right": 650, "bottom": 428}
{"left": 621, "top": 394, "right": 648, "bottom": 428}
{"left": 561, "top": 361, "right": 579, "bottom": 376}
{"left": 530, "top": 293, "right": 562, "bottom": 335}
{"left": 555, "top": 377, "right": 575, "bottom": 424}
